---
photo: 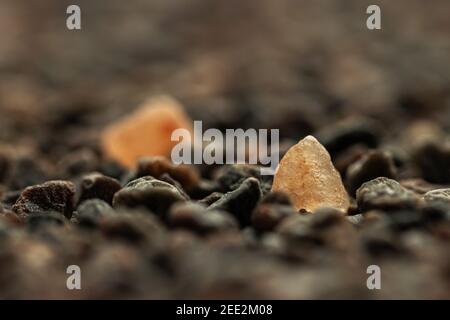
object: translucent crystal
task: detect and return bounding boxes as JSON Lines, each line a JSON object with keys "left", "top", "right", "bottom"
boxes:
{"left": 101, "top": 96, "right": 192, "bottom": 168}
{"left": 272, "top": 135, "right": 350, "bottom": 213}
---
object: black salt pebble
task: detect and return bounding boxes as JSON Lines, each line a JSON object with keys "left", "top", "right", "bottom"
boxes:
{"left": 12, "top": 180, "right": 76, "bottom": 218}
{"left": 189, "top": 179, "right": 221, "bottom": 199}
{"left": 127, "top": 157, "right": 200, "bottom": 192}
{"left": 275, "top": 214, "right": 323, "bottom": 246}
{"left": 413, "top": 141, "right": 450, "bottom": 184}
{"left": 159, "top": 173, "right": 190, "bottom": 200}
{"left": 356, "top": 177, "right": 419, "bottom": 213}
{"left": 346, "top": 150, "right": 397, "bottom": 196}
{"left": 214, "top": 164, "right": 272, "bottom": 194}
{"left": 260, "top": 191, "right": 292, "bottom": 206}
{"left": 310, "top": 208, "right": 346, "bottom": 230}
{"left": 315, "top": 118, "right": 380, "bottom": 157}
{"left": 168, "top": 202, "right": 238, "bottom": 235}
{"left": 77, "top": 172, "right": 121, "bottom": 205}
{"left": 346, "top": 214, "right": 364, "bottom": 225}
{"left": 113, "top": 176, "right": 187, "bottom": 220}
{"left": 208, "top": 177, "right": 262, "bottom": 227}
{"left": 423, "top": 188, "right": 450, "bottom": 205}
{"left": 198, "top": 192, "right": 224, "bottom": 206}
{"left": 100, "top": 211, "right": 165, "bottom": 244}
{"left": 77, "top": 199, "right": 114, "bottom": 227}
{"left": 251, "top": 204, "right": 294, "bottom": 232}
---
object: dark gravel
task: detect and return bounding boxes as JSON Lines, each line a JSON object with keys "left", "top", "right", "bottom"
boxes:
{"left": 1, "top": 0, "right": 450, "bottom": 299}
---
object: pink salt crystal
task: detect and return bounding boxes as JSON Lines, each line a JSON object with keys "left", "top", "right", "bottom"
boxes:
{"left": 101, "top": 96, "right": 193, "bottom": 169}
{"left": 272, "top": 135, "right": 350, "bottom": 213}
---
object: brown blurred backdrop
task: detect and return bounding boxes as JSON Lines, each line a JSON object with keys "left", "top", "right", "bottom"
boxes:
{"left": 1, "top": 0, "right": 450, "bottom": 158}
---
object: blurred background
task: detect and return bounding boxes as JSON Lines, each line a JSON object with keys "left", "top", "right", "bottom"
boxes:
{"left": 1, "top": 0, "right": 450, "bottom": 179}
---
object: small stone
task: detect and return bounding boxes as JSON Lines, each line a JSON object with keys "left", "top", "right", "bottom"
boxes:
{"left": 100, "top": 211, "right": 165, "bottom": 244}
{"left": 101, "top": 96, "right": 193, "bottom": 169}
{"left": 198, "top": 192, "right": 223, "bottom": 206}
{"left": 275, "top": 214, "right": 320, "bottom": 244}
{"left": 12, "top": 181, "right": 76, "bottom": 218}
{"left": 356, "top": 177, "right": 419, "bottom": 212}
{"left": 346, "top": 150, "right": 397, "bottom": 196}
{"left": 310, "top": 207, "right": 346, "bottom": 230}
{"left": 158, "top": 173, "right": 190, "bottom": 200}
{"left": 272, "top": 135, "right": 350, "bottom": 213}
{"left": 77, "top": 199, "right": 114, "bottom": 227}
{"left": 215, "top": 164, "right": 272, "bottom": 194}
{"left": 77, "top": 172, "right": 121, "bottom": 205}
{"left": 130, "top": 156, "right": 200, "bottom": 192}
{"left": 260, "top": 191, "right": 292, "bottom": 206}
{"left": 168, "top": 202, "right": 238, "bottom": 235}
{"left": 412, "top": 140, "right": 450, "bottom": 184}
{"left": 424, "top": 189, "right": 450, "bottom": 205}
{"left": 333, "top": 144, "right": 369, "bottom": 176}
{"left": 251, "top": 204, "right": 294, "bottom": 232}
{"left": 190, "top": 179, "right": 221, "bottom": 199}
{"left": 208, "top": 177, "right": 262, "bottom": 227}
{"left": 400, "top": 178, "right": 444, "bottom": 195}
{"left": 315, "top": 117, "right": 380, "bottom": 157}
{"left": 112, "top": 176, "right": 187, "bottom": 219}
{"left": 346, "top": 214, "right": 364, "bottom": 225}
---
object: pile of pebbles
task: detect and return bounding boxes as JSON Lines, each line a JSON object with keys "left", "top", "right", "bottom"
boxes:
{"left": 1, "top": 0, "right": 450, "bottom": 299}
{"left": 1, "top": 139, "right": 450, "bottom": 298}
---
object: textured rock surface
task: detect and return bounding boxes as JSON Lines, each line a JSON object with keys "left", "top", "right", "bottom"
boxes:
{"left": 129, "top": 156, "right": 200, "bottom": 192}
{"left": 208, "top": 177, "right": 262, "bottom": 226}
{"left": 77, "top": 173, "right": 121, "bottom": 205}
{"left": 113, "top": 176, "right": 187, "bottom": 219}
{"left": 346, "top": 150, "right": 397, "bottom": 196}
{"left": 272, "top": 136, "right": 350, "bottom": 212}
{"left": 12, "top": 181, "right": 76, "bottom": 218}
{"left": 168, "top": 202, "right": 238, "bottom": 235}
{"left": 101, "top": 96, "right": 193, "bottom": 169}
{"left": 356, "top": 177, "right": 419, "bottom": 212}
{"left": 424, "top": 188, "right": 450, "bottom": 204}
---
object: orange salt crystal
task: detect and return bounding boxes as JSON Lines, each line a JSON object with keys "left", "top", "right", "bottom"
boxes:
{"left": 272, "top": 135, "right": 350, "bottom": 213}
{"left": 101, "top": 96, "right": 193, "bottom": 169}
